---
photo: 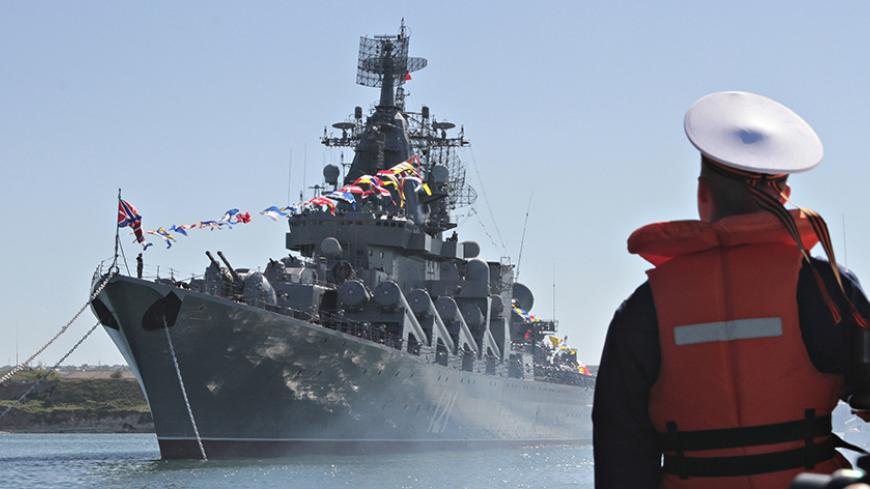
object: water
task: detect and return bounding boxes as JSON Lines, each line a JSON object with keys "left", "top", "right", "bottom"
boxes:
{"left": 0, "top": 434, "right": 595, "bottom": 489}
{"left": 5, "top": 428, "right": 870, "bottom": 488}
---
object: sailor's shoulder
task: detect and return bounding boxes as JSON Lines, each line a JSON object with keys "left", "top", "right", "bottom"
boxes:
{"left": 804, "top": 256, "right": 865, "bottom": 293}
{"left": 610, "top": 281, "right": 657, "bottom": 331}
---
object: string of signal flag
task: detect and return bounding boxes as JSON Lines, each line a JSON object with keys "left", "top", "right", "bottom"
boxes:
{"left": 117, "top": 156, "right": 432, "bottom": 251}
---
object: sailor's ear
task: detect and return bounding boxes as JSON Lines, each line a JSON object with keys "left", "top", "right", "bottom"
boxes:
{"left": 697, "top": 176, "right": 714, "bottom": 222}
{"left": 697, "top": 176, "right": 710, "bottom": 202}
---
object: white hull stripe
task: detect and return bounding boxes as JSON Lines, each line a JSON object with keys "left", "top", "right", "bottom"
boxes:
{"left": 673, "top": 317, "right": 782, "bottom": 346}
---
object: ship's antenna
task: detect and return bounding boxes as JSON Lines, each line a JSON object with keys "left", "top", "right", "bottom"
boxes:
{"left": 340, "top": 152, "right": 346, "bottom": 182}
{"left": 113, "top": 188, "right": 121, "bottom": 268}
{"left": 515, "top": 190, "right": 534, "bottom": 281}
{"left": 468, "top": 147, "right": 507, "bottom": 254}
{"left": 552, "top": 263, "right": 556, "bottom": 321}
{"left": 114, "top": 189, "right": 130, "bottom": 275}
{"left": 301, "top": 145, "right": 308, "bottom": 201}
{"left": 287, "top": 149, "right": 294, "bottom": 203}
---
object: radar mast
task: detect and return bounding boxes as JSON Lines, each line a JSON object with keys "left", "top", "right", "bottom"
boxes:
{"left": 321, "top": 21, "right": 478, "bottom": 233}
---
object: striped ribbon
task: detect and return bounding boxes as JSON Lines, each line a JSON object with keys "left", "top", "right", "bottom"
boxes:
{"left": 704, "top": 158, "right": 868, "bottom": 328}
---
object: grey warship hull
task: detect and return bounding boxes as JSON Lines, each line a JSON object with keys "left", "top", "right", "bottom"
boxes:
{"left": 96, "top": 275, "right": 593, "bottom": 459}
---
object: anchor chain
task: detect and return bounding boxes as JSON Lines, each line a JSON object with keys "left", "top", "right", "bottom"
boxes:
{"left": 0, "top": 269, "right": 117, "bottom": 386}
{"left": 0, "top": 321, "right": 102, "bottom": 419}
{"left": 163, "top": 317, "right": 208, "bottom": 461}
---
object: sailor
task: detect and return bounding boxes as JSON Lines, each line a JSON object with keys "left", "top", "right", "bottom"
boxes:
{"left": 136, "top": 253, "right": 144, "bottom": 279}
{"left": 593, "top": 91, "right": 870, "bottom": 489}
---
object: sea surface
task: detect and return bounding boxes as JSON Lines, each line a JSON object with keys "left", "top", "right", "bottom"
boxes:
{"left": 0, "top": 434, "right": 594, "bottom": 489}
{"left": 4, "top": 423, "right": 870, "bottom": 489}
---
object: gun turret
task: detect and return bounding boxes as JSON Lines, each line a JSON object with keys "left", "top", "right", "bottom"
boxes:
{"left": 204, "top": 251, "right": 234, "bottom": 296}
{"left": 216, "top": 251, "right": 242, "bottom": 283}
{"left": 205, "top": 251, "right": 221, "bottom": 269}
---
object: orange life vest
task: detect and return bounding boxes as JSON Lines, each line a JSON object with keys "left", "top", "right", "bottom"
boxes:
{"left": 628, "top": 211, "right": 848, "bottom": 489}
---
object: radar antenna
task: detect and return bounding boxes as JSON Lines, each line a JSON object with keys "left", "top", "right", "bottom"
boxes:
{"left": 356, "top": 20, "right": 427, "bottom": 107}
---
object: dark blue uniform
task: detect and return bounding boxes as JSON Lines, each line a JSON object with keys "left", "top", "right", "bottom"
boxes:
{"left": 592, "top": 257, "right": 870, "bottom": 488}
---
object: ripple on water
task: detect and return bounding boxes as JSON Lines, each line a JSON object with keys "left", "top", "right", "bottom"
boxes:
{"left": 0, "top": 434, "right": 595, "bottom": 489}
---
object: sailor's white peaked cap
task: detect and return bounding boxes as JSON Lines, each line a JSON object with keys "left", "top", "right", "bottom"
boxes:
{"left": 684, "top": 91, "right": 823, "bottom": 175}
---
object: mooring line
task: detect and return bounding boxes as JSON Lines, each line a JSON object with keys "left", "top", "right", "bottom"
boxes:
{"left": 0, "top": 270, "right": 116, "bottom": 386}
{"left": 162, "top": 318, "right": 208, "bottom": 461}
{"left": 0, "top": 321, "right": 102, "bottom": 419}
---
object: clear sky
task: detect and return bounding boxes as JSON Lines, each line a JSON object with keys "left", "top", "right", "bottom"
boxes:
{"left": 2, "top": 0, "right": 869, "bottom": 367}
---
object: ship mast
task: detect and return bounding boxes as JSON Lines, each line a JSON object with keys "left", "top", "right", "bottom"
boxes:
{"left": 320, "top": 22, "right": 478, "bottom": 234}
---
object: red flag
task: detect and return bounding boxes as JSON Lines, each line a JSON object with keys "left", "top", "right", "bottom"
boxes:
{"left": 341, "top": 185, "right": 365, "bottom": 195}
{"left": 118, "top": 199, "right": 147, "bottom": 246}
{"left": 403, "top": 72, "right": 412, "bottom": 81}
{"left": 309, "top": 197, "right": 337, "bottom": 215}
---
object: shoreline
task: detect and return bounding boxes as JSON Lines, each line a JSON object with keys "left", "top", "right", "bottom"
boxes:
{"left": 0, "top": 369, "right": 153, "bottom": 434}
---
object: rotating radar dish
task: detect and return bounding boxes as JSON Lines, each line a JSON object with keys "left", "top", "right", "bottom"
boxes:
{"left": 432, "top": 121, "right": 456, "bottom": 130}
{"left": 359, "top": 56, "right": 427, "bottom": 76}
{"left": 405, "top": 57, "right": 428, "bottom": 73}
{"left": 356, "top": 31, "right": 427, "bottom": 88}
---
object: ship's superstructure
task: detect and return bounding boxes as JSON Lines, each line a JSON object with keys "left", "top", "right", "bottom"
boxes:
{"left": 90, "top": 23, "right": 594, "bottom": 459}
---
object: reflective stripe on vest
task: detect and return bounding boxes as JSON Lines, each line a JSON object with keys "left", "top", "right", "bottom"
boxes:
{"left": 674, "top": 317, "right": 782, "bottom": 346}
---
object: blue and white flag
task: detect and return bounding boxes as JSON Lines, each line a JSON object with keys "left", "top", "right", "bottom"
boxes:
{"left": 146, "top": 228, "right": 176, "bottom": 249}
{"left": 219, "top": 208, "right": 240, "bottom": 224}
{"left": 260, "top": 206, "right": 289, "bottom": 221}
{"left": 326, "top": 190, "right": 355, "bottom": 205}
{"left": 281, "top": 204, "right": 301, "bottom": 216}
{"left": 198, "top": 220, "right": 223, "bottom": 231}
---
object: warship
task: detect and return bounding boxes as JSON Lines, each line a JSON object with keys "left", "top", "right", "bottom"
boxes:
{"left": 90, "top": 23, "right": 595, "bottom": 459}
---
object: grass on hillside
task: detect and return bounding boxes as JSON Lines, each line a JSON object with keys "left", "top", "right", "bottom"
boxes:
{"left": 0, "top": 399, "right": 151, "bottom": 415}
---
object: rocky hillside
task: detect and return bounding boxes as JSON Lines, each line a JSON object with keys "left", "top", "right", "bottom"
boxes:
{"left": 0, "top": 369, "right": 153, "bottom": 433}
